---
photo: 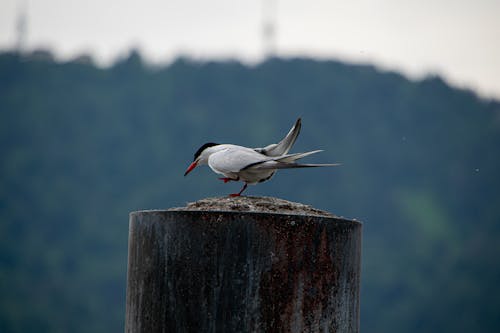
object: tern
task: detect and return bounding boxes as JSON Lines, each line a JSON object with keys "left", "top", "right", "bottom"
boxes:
{"left": 184, "top": 118, "right": 339, "bottom": 196}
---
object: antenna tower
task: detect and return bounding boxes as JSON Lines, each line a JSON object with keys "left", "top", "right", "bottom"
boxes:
{"left": 262, "top": 0, "right": 277, "bottom": 58}
{"left": 15, "top": 1, "right": 28, "bottom": 53}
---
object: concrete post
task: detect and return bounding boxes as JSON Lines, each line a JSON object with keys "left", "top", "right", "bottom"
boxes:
{"left": 125, "top": 196, "right": 361, "bottom": 333}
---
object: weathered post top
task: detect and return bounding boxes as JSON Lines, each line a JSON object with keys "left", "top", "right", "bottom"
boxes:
{"left": 169, "top": 195, "right": 339, "bottom": 216}
{"left": 125, "top": 196, "right": 361, "bottom": 333}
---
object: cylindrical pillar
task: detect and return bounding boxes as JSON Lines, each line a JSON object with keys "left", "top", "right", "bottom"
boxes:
{"left": 125, "top": 199, "right": 361, "bottom": 333}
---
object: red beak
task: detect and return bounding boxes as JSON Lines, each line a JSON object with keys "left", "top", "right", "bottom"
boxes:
{"left": 184, "top": 161, "right": 198, "bottom": 176}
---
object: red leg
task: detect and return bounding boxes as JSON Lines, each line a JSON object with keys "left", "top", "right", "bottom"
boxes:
{"left": 219, "top": 177, "right": 233, "bottom": 183}
{"left": 229, "top": 183, "right": 248, "bottom": 197}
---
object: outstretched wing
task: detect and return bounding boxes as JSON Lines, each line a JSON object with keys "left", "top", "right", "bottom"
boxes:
{"left": 254, "top": 118, "right": 301, "bottom": 157}
{"left": 242, "top": 150, "right": 340, "bottom": 170}
{"left": 246, "top": 162, "right": 341, "bottom": 170}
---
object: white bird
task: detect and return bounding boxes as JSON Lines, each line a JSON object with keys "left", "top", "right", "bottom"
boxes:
{"left": 184, "top": 118, "right": 340, "bottom": 196}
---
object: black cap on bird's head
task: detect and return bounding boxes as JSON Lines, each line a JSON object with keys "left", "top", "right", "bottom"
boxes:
{"left": 193, "top": 142, "right": 219, "bottom": 161}
{"left": 184, "top": 142, "right": 219, "bottom": 176}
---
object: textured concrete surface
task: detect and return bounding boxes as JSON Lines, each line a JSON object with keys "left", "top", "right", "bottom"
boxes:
{"left": 125, "top": 197, "right": 361, "bottom": 333}
{"left": 169, "top": 196, "right": 336, "bottom": 217}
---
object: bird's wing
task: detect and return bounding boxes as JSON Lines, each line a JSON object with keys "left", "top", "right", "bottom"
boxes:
{"left": 254, "top": 118, "right": 301, "bottom": 157}
{"left": 273, "top": 150, "right": 323, "bottom": 163}
{"left": 241, "top": 150, "right": 340, "bottom": 170}
{"left": 248, "top": 162, "right": 341, "bottom": 170}
{"left": 208, "top": 147, "right": 269, "bottom": 174}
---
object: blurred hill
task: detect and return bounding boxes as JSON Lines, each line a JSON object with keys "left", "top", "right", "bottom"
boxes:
{"left": 0, "top": 50, "right": 499, "bottom": 333}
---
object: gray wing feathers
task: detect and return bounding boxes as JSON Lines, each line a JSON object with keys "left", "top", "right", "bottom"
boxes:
{"left": 274, "top": 150, "right": 323, "bottom": 163}
{"left": 209, "top": 148, "right": 268, "bottom": 174}
{"left": 251, "top": 162, "right": 341, "bottom": 170}
{"left": 255, "top": 118, "right": 302, "bottom": 156}
{"left": 241, "top": 149, "right": 339, "bottom": 171}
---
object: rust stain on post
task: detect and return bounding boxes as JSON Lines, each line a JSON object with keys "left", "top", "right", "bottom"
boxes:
{"left": 125, "top": 196, "right": 362, "bottom": 333}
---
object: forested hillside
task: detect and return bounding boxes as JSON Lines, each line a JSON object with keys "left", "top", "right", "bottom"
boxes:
{"left": 1, "top": 50, "right": 499, "bottom": 332}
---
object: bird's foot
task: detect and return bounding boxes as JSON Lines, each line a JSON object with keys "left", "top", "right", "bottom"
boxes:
{"left": 219, "top": 177, "right": 233, "bottom": 183}
{"left": 228, "top": 183, "right": 248, "bottom": 197}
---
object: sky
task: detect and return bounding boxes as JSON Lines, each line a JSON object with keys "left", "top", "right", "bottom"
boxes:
{"left": 1, "top": 0, "right": 499, "bottom": 99}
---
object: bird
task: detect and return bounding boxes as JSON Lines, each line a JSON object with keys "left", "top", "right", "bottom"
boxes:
{"left": 184, "top": 118, "right": 340, "bottom": 197}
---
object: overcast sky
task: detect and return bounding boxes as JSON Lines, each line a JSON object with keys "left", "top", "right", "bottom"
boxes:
{"left": 1, "top": 0, "right": 499, "bottom": 99}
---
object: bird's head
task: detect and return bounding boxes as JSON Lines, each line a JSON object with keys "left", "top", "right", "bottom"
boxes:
{"left": 184, "top": 142, "right": 219, "bottom": 176}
